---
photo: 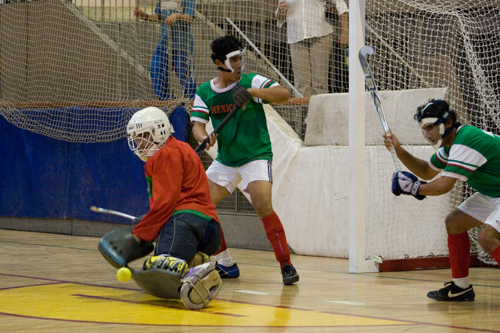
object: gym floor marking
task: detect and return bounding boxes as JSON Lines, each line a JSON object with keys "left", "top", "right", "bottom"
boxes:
{"left": 235, "top": 289, "right": 276, "bottom": 296}
{"left": 324, "top": 300, "right": 365, "bottom": 306}
{"left": 0, "top": 283, "right": 409, "bottom": 327}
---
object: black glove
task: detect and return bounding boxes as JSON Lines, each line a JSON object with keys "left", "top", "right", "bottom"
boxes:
{"left": 391, "top": 171, "right": 426, "bottom": 200}
{"left": 232, "top": 84, "right": 252, "bottom": 108}
{"left": 98, "top": 226, "right": 154, "bottom": 268}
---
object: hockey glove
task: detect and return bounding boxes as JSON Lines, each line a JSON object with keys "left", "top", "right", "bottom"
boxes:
{"left": 232, "top": 84, "right": 252, "bottom": 108}
{"left": 391, "top": 171, "right": 426, "bottom": 200}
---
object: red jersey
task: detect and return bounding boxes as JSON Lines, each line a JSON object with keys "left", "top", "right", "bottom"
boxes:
{"left": 132, "top": 136, "right": 219, "bottom": 242}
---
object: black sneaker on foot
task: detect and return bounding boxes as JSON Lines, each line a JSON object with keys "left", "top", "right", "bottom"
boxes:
{"left": 427, "top": 281, "right": 475, "bottom": 301}
{"left": 215, "top": 262, "right": 240, "bottom": 278}
{"left": 281, "top": 263, "right": 299, "bottom": 285}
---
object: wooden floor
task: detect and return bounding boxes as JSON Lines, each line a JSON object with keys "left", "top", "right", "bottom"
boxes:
{"left": 1, "top": 230, "right": 500, "bottom": 332}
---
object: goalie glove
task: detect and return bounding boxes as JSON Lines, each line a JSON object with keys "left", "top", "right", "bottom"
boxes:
{"left": 232, "top": 84, "right": 252, "bottom": 108}
{"left": 391, "top": 171, "right": 426, "bottom": 200}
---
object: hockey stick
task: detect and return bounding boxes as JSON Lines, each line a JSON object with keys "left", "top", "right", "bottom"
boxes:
{"left": 90, "top": 206, "right": 137, "bottom": 221}
{"left": 194, "top": 104, "right": 239, "bottom": 155}
{"left": 358, "top": 45, "right": 401, "bottom": 171}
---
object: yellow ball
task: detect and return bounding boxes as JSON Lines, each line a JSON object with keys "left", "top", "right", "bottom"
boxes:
{"left": 116, "top": 267, "right": 132, "bottom": 282}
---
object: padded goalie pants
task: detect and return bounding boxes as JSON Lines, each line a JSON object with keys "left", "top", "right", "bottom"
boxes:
{"left": 155, "top": 213, "right": 221, "bottom": 264}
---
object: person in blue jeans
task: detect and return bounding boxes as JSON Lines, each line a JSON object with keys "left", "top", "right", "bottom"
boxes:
{"left": 134, "top": 0, "right": 197, "bottom": 100}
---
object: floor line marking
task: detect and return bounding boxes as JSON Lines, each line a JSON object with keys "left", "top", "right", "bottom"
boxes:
{"left": 235, "top": 290, "right": 275, "bottom": 296}
{"left": 323, "top": 300, "right": 365, "bottom": 306}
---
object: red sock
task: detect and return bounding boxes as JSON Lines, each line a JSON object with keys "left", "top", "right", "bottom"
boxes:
{"left": 262, "top": 211, "right": 291, "bottom": 268}
{"left": 214, "top": 224, "right": 228, "bottom": 255}
{"left": 491, "top": 244, "right": 500, "bottom": 265}
{"left": 448, "top": 232, "right": 470, "bottom": 279}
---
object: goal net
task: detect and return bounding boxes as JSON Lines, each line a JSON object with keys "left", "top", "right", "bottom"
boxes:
{"left": 359, "top": 0, "right": 500, "bottom": 269}
{"left": 0, "top": 0, "right": 499, "bottom": 267}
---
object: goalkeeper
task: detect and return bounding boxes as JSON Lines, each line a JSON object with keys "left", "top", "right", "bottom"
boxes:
{"left": 99, "top": 107, "right": 222, "bottom": 309}
{"left": 384, "top": 99, "right": 500, "bottom": 302}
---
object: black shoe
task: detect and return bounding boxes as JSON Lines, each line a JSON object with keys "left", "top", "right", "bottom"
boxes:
{"left": 427, "top": 281, "right": 475, "bottom": 301}
{"left": 281, "top": 263, "right": 299, "bottom": 285}
{"left": 215, "top": 262, "right": 240, "bottom": 278}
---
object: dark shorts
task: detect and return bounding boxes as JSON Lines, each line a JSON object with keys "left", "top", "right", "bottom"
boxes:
{"left": 154, "top": 213, "right": 221, "bottom": 262}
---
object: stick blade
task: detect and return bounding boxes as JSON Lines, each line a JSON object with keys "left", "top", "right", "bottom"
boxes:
{"left": 359, "top": 45, "right": 374, "bottom": 58}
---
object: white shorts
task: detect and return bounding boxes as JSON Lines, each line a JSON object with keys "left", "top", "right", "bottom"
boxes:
{"left": 458, "top": 192, "right": 500, "bottom": 233}
{"left": 206, "top": 159, "right": 273, "bottom": 193}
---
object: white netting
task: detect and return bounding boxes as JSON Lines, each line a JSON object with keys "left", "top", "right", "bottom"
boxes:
{"left": 0, "top": 0, "right": 499, "bottom": 264}
{"left": 363, "top": 0, "right": 500, "bottom": 265}
{"left": 0, "top": 0, "right": 317, "bottom": 143}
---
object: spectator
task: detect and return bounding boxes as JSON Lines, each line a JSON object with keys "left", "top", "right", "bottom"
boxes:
{"left": 276, "top": 0, "right": 349, "bottom": 97}
{"left": 134, "top": 1, "right": 197, "bottom": 100}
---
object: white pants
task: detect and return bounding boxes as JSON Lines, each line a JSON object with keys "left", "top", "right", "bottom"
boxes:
{"left": 458, "top": 192, "right": 500, "bottom": 233}
{"left": 206, "top": 159, "right": 272, "bottom": 194}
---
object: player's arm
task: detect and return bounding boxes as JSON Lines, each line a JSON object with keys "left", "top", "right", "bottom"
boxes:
{"left": 391, "top": 171, "right": 455, "bottom": 200}
{"left": 418, "top": 176, "right": 456, "bottom": 196}
{"left": 133, "top": 7, "right": 162, "bottom": 22}
{"left": 192, "top": 121, "right": 217, "bottom": 150}
{"left": 164, "top": 13, "right": 194, "bottom": 26}
{"left": 383, "top": 132, "right": 439, "bottom": 180}
{"left": 133, "top": 157, "right": 182, "bottom": 243}
{"left": 248, "top": 85, "right": 290, "bottom": 104}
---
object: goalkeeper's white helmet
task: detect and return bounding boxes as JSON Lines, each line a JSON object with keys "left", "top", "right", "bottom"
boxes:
{"left": 127, "top": 107, "right": 174, "bottom": 162}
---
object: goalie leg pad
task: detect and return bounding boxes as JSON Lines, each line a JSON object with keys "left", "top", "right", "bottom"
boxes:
{"left": 143, "top": 255, "right": 188, "bottom": 277}
{"left": 180, "top": 262, "right": 222, "bottom": 310}
{"left": 188, "top": 252, "right": 211, "bottom": 268}
{"left": 98, "top": 226, "right": 154, "bottom": 269}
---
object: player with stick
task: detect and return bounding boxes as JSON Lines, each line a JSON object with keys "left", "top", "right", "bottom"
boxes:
{"left": 98, "top": 106, "right": 222, "bottom": 309}
{"left": 191, "top": 35, "right": 299, "bottom": 285}
{"left": 384, "top": 99, "right": 500, "bottom": 301}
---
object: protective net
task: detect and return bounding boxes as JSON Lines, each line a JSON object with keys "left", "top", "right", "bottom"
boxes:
{"left": 362, "top": 0, "right": 500, "bottom": 266}
{"left": 1, "top": 0, "right": 499, "bottom": 265}
{"left": 0, "top": 0, "right": 313, "bottom": 143}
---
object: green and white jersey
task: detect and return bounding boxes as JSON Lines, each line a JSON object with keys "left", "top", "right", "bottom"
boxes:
{"left": 191, "top": 73, "right": 277, "bottom": 167}
{"left": 429, "top": 125, "right": 500, "bottom": 197}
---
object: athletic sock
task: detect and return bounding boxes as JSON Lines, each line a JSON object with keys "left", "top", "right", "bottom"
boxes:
{"left": 448, "top": 232, "right": 470, "bottom": 279}
{"left": 453, "top": 277, "right": 471, "bottom": 289}
{"left": 261, "top": 211, "right": 291, "bottom": 269}
{"left": 214, "top": 250, "right": 235, "bottom": 267}
{"left": 213, "top": 226, "right": 235, "bottom": 266}
{"left": 490, "top": 243, "right": 500, "bottom": 265}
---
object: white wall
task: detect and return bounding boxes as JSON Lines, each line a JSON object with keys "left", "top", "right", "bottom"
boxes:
{"left": 267, "top": 88, "right": 451, "bottom": 259}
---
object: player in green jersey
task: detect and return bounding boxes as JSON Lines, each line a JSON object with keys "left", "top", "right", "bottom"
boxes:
{"left": 191, "top": 35, "right": 299, "bottom": 285}
{"left": 383, "top": 99, "right": 500, "bottom": 301}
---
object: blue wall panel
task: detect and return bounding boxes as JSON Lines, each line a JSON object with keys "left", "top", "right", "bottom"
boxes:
{"left": 0, "top": 106, "right": 190, "bottom": 224}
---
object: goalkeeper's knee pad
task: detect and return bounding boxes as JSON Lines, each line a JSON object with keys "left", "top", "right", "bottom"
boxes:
{"left": 188, "top": 252, "right": 211, "bottom": 268}
{"left": 143, "top": 255, "right": 188, "bottom": 278}
{"left": 180, "top": 262, "right": 222, "bottom": 310}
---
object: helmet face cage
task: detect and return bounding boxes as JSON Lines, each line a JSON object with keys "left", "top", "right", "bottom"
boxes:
{"left": 419, "top": 117, "right": 445, "bottom": 150}
{"left": 415, "top": 99, "right": 455, "bottom": 150}
{"left": 127, "top": 107, "right": 171, "bottom": 161}
{"left": 127, "top": 128, "right": 157, "bottom": 160}
{"left": 224, "top": 49, "right": 245, "bottom": 73}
